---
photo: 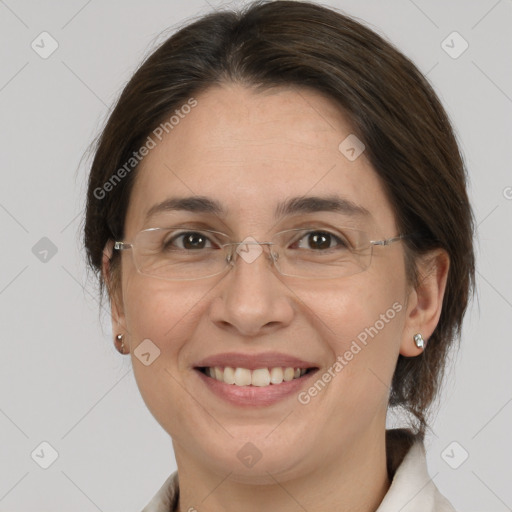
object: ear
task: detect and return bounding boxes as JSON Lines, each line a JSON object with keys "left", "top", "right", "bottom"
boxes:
{"left": 400, "top": 249, "right": 450, "bottom": 357}
{"left": 102, "top": 240, "right": 126, "bottom": 338}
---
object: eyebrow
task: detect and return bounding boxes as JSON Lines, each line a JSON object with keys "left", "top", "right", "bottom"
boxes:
{"left": 144, "top": 194, "right": 371, "bottom": 223}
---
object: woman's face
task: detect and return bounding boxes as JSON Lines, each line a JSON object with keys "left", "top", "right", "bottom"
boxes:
{"left": 109, "top": 84, "right": 420, "bottom": 481}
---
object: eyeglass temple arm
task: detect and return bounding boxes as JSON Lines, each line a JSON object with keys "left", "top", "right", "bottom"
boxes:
{"left": 113, "top": 241, "right": 133, "bottom": 250}
{"left": 370, "top": 235, "right": 406, "bottom": 246}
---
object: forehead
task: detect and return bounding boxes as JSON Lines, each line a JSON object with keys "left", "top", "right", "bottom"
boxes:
{"left": 125, "top": 84, "right": 397, "bottom": 234}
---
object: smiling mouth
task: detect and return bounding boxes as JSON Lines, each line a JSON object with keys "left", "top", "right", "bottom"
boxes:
{"left": 196, "top": 366, "right": 317, "bottom": 387}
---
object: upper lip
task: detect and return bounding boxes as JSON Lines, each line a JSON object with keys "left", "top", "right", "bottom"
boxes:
{"left": 194, "top": 352, "right": 318, "bottom": 370}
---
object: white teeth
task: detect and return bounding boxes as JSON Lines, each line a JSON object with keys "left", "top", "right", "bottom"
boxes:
{"left": 223, "top": 366, "right": 235, "bottom": 384}
{"left": 214, "top": 367, "right": 223, "bottom": 381}
{"left": 252, "top": 368, "right": 271, "bottom": 387}
{"left": 283, "top": 367, "right": 295, "bottom": 381}
{"left": 204, "top": 366, "right": 309, "bottom": 386}
{"left": 270, "top": 367, "right": 284, "bottom": 384}
{"left": 234, "top": 367, "right": 252, "bottom": 386}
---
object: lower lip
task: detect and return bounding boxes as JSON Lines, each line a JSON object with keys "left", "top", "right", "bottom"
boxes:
{"left": 194, "top": 369, "right": 318, "bottom": 407}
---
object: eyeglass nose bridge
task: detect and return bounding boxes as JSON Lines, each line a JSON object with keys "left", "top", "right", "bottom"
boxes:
{"left": 223, "top": 239, "right": 280, "bottom": 267}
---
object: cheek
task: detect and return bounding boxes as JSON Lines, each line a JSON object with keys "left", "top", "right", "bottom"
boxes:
{"left": 123, "top": 273, "right": 208, "bottom": 370}
{"left": 122, "top": 273, "right": 209, "bottom": 347}
{"left": 121, "top": 276, "right": 211, "bottom": 422}
{"left": 295, "top": 287, "right": 405, "bottom": 449}
{"left": 303, "top": 268, "right": 406, "bottom": 348}
{"left": 308, "top": 272, "right": 406, "bottom": 396}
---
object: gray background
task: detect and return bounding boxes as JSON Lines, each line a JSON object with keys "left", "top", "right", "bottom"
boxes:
{"left": 0, "top": 0, "right": 511, "bottom": 510}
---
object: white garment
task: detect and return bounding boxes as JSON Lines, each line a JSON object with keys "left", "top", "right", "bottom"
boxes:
{"left": 375, "top": 440, "right": 456, "bottom": 512}
{"left": 141, "top": 430, "right": 456, "bottom": 512}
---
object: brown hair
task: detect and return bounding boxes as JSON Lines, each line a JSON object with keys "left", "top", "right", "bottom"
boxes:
{"left": 84, "top": 0, "right": 475, "bottom": 439}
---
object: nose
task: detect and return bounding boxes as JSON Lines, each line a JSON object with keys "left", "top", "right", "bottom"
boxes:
{"left": 208, "top": 241, "right": 294, "bottom": 337}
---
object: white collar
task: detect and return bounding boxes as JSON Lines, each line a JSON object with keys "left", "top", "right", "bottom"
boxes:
{"left": 376, "top": 440, "right": 456, "bottom": 512}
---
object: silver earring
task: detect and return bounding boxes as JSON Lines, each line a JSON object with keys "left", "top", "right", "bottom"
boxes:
{"left": 413, "top": 333, "right": 424, "bottom": 349}
{"left": 116, "top": 334, "right": 125, "bottom": 354}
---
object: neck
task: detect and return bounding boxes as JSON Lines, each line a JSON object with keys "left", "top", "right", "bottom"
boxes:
{"left": 174, "top": 428, "right": 392, "bottom": 512}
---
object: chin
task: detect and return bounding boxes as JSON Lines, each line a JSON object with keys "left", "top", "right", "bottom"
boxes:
{"left": 193, "top": 429, "right": 313, "bottom": 483}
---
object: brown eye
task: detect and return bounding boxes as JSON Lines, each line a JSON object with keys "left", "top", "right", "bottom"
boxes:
{"left": 165, "top": 231, "right": 214, "bottom": 251}
{"left": 308, "top": 232, "right": 331, "bottom": 250}
{"left": 294, "top": 231, "right": 349, "bottom": 251}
